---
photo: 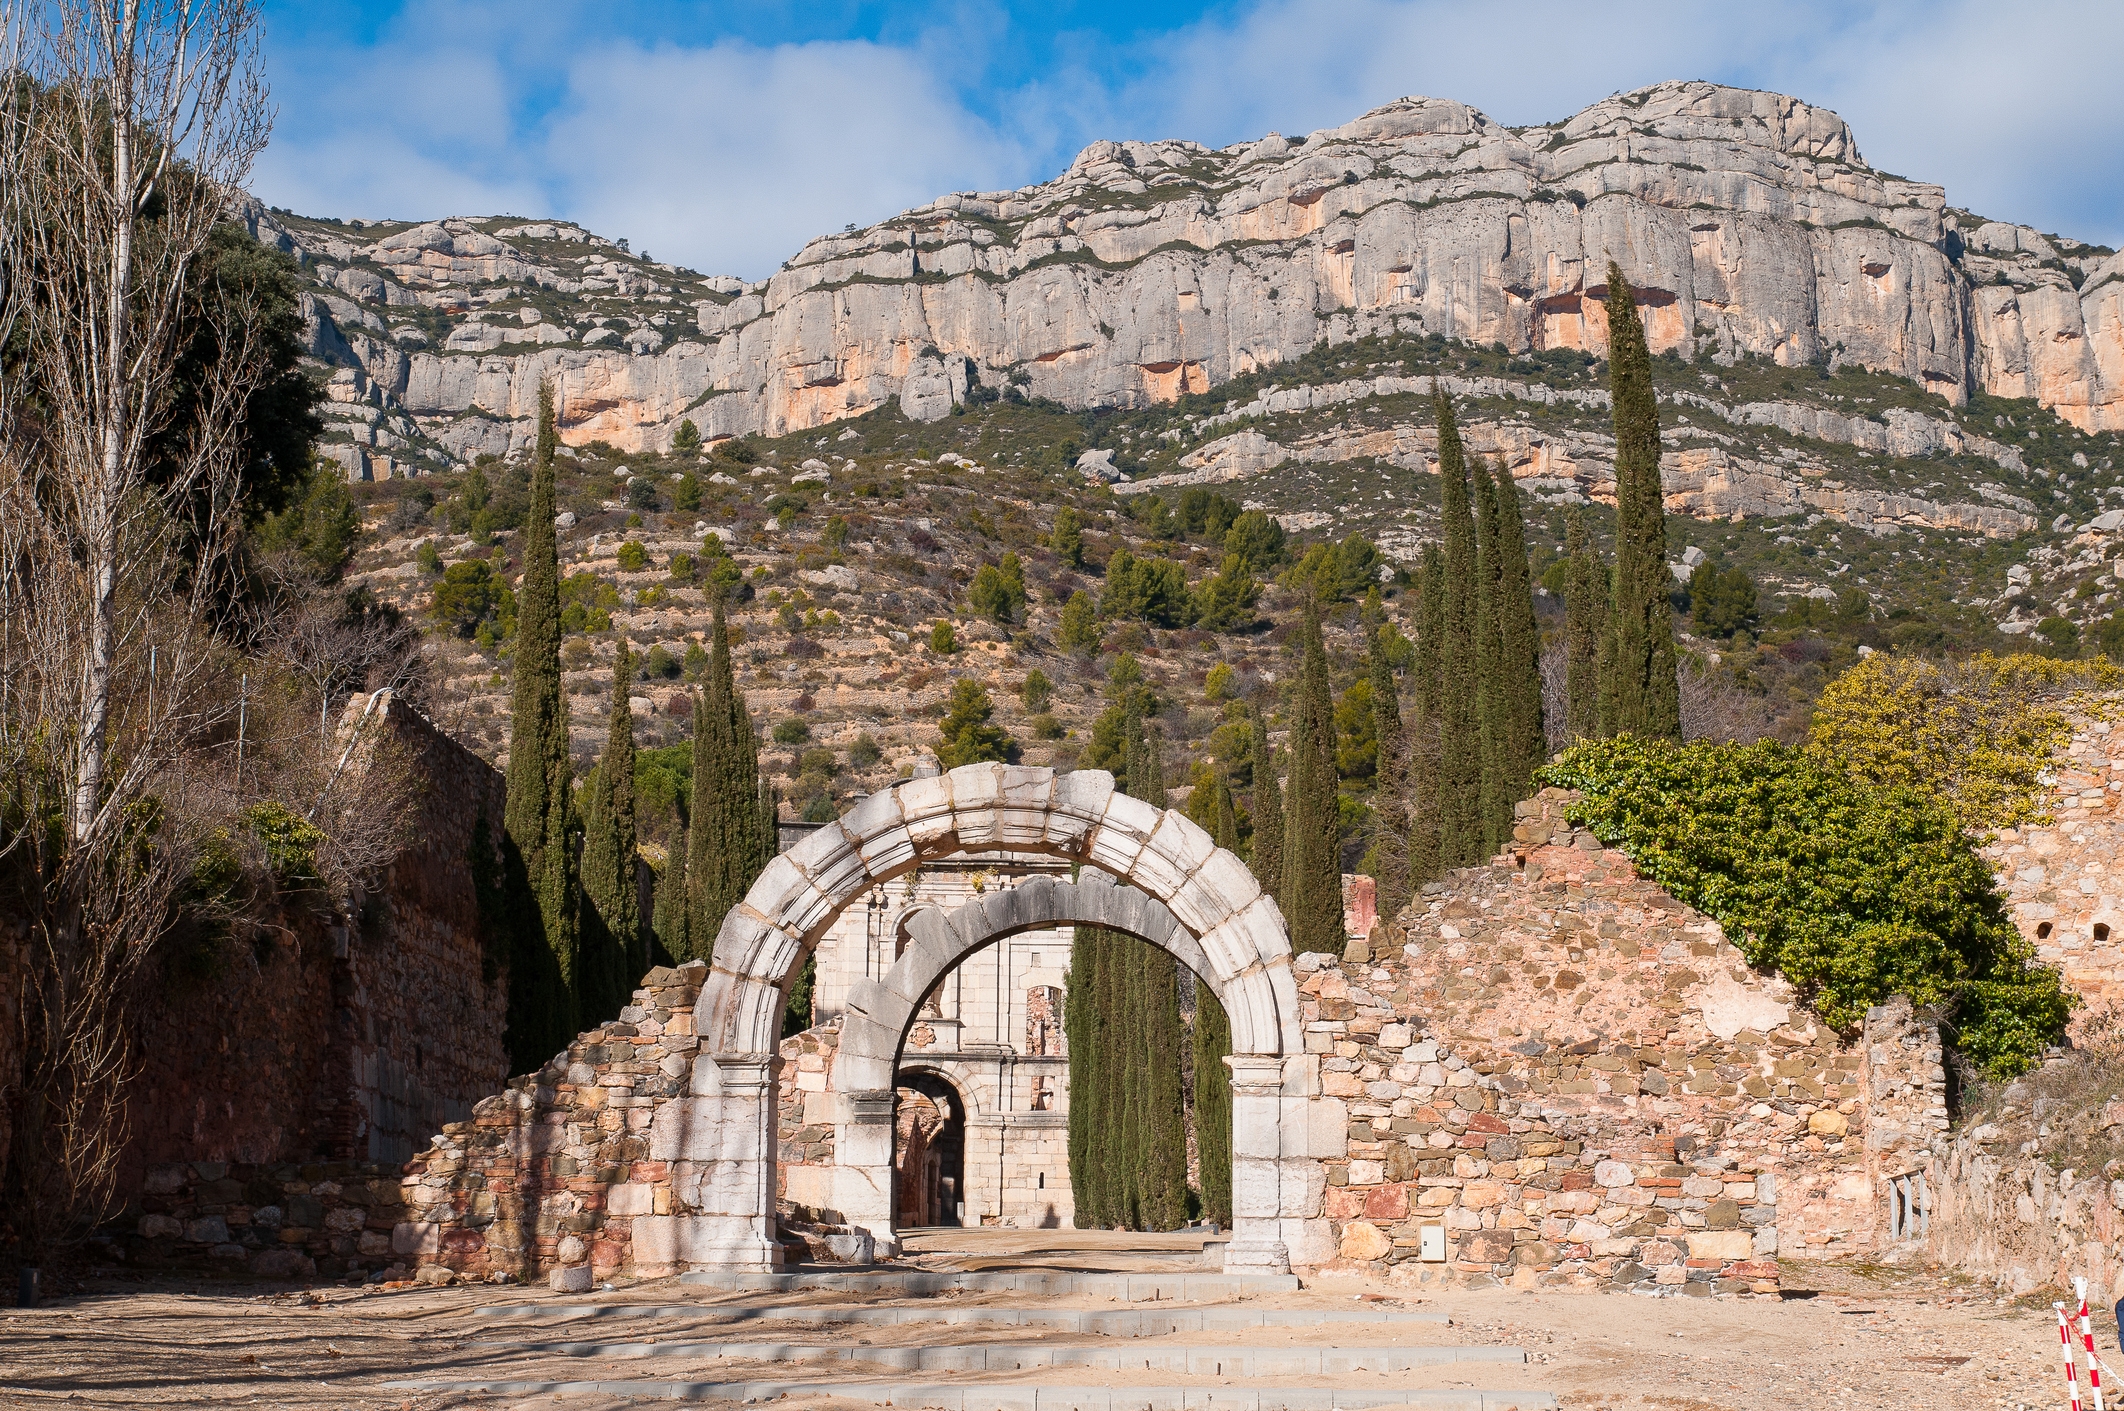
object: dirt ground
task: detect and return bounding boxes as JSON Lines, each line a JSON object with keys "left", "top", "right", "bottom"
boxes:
{"left": 0, "top": 1258, "right": 2107, "bottom": 1411}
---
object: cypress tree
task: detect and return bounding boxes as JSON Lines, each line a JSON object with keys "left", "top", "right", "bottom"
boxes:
{"left": 1066, "top": 920, "right": 1107, "bottom": 1227}
{"left": 1406, "top": 546, "right": 1446, "bottom": 887}
{"left": 651, "top": 813, "right": 688, "bottom": 964}
{"left": 1599, "top": 260, "right": 1682, "bottom": 741}
{"left": 502, "top": 382, "right": 578, "bottom": 1068}
{"left": 1193, "top": 761, "right": 1236, "bottom": 1225}
{"left": 1366, "top": 619, "right": 1410, "bottom": 921}
{"left": 579, "top": 647, "right": 643, "bottom": 1022}
{"left": 1492, "top": 461, "right": 1548, "bottom": 800}
{"left": 1249, "top": 705, "right": 1283, "bottom": 902}
{"left": 1212, "top": 767, "right": 1239, "bottom": 857}
{"left": 1191, "top": 981, "right": 1232, "bottom": 1227}
{"left": 1563, "top": 512, "right": 1605, "bottom": 742}
{"left": 1472, "top": 459, "right": 1508, "bottom": 856}
{"left": 1282, "top": 598, "right": 1344, "bottom": 955}
{"left": 686, "top": 603, "right": 768, "bottom": 960}
{"left": 1434, "top": 389, "right": 1484, "bottom": 867}
{"left": 1131, "top": 726, "right": 1187, "bottom": 1229}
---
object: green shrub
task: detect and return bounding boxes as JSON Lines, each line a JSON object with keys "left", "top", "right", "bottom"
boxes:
{"left": 627, "top": 476, "right": 661, "bottom": 512}
{"left": 430, "top": 558, "right": 514, "bottom": 639}
{"left": 1020, "top": 668, "right": 1052, "bottom": 712}
{"left": 1541, "top": 736, "right": 2072, "bottom": 1078}
{"left": 674, "top": 474, "right": 702, "bottom": 511}
{"left": 773, "top": 717, "right": 812, "bottom": 745}
{"left": 937, "top": 679, "right": 1016, "bottom": 767}
{"left": 642, "top": 645, "right": 681, "bottom": 679}
{"left": 672, "top": 418, "right": 701, "bottom": 454}
{"left": 848, "top": 732, "right": 882, "bottom": 770}
{"left": 616, "top": 540, "right": 649, "bottom": 572}
{"left": 1057, "top": 590, "right": 1100, "bottom": 653}
{"left": 559, "top": 571, "right": 619, "bottom": 634}
{"left": 930, "top": 620, "right": 959, "bottom": 654}
{"left": 415, "top": 539, "right": 443, "bottom": 577}
{"left": 970, "top": 552, "right": 1029, "bottom": 625}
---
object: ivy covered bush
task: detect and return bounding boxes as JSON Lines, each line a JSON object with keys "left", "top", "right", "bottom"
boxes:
{"left": 1541, "top": 736, "right": 2072, "bottom": 1078}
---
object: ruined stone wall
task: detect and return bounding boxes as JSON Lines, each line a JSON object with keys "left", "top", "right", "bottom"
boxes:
{"left": 1929, "top": 1125, "right": 2124, "bottom": 1301}
{"left": 397, "top": 963, "right": 704, "bottom": 1289}
{"left": 778, "top": 1025, "right": 841, "bottom": 1217}
{"left": 121, "top": 693, "right": 508, "bottom": 1182}
{"left": 1984, "top": 702, "right": 2124, "bottom": 1044}
{"left": 98, "top": 1160, "right": 407, "bottom": 1279}
{"left": 90, "top": 693, "right": 509, "bottom": 1278}
{"left": 1309, "top": 789, "right": 1938, "bottom": 1290}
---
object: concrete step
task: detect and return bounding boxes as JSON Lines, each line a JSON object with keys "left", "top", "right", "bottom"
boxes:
{"left": 469, "top": 1339, "right": 1525, "bottom": 1373}
{"left": 676, "top": 1269, "right": 1301, "bottom": 1298}
{"left": 474, "top": 1303, "right": 1452, "bottom": 1333}
{"left": 381, "top": 1377, "right": 1560, "bottom": 1409}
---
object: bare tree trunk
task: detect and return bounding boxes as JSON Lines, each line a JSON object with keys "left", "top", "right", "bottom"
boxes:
{"left": 0, "top": 0, "right": 270, "bottom": 1265}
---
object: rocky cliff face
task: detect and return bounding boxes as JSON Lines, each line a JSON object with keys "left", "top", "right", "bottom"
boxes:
{"left": 257, "top": 80, "right": 2122, "bottom": 477}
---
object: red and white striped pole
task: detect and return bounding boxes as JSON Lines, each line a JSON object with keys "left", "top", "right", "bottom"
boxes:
{"left": 2063, "top": 1302, "right": 2087, "bottom": 1411}
{"left": 2077, "top": 1278, "right": 2106, "bottom": 1411}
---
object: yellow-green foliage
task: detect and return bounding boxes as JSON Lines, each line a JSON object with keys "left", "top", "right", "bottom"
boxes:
{"left": 1808, "top": 653, "right": 2124, "bottom": 830}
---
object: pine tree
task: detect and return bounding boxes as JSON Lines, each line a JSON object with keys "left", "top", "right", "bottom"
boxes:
{"left": 1472, "top": 459, "right": 1508, "bottom": 856}
{"left": 1492, "top": 461, "right": 1548, "bottom": 802}
{"left": 1406, "top": 546, "right": 1446, "bottom": 887}
{"left": 502, "top": 382, "right": 578, "bottom": 1070}
{"left": 579, "top": 647, "right": 642, "bottom": 1023}
{"left": 1563, "top": 512, "right": 1605, "bottom": 742}
{"left": 1434, "top": 389, "right": 1484, "bottom": 867}
{"left": 1249, "top": 705, "right": 1283, "bottom": 902}
{"left": 1365, "top": 617, "right": 1411, "bottom": 920}
{"left": 1282, "top": 598, "right": 1344, "bottom": 955}
{"left": 1600, "top": 260, "right": 1683, "bottom": 741}
{"left": 686, "top": 602, "right": 768, "bottom": 960}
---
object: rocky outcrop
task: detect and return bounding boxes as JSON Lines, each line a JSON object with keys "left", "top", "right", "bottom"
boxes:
{"left": 272, "top": 80, "right": 2124, "bottom": 477}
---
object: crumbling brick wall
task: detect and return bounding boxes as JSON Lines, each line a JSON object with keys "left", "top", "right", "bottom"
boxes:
{"left": 1309, "top": 788, "right": 1940, "bottom": 1289}
{"left": 1984, "top": 701, "right": 2124, "bottom": 1043}
{"left": 396, "top": 963, "right": 703, "bottom": 1289}
{"left": 98, "top": 693, "right": 510, "bottom": 1278}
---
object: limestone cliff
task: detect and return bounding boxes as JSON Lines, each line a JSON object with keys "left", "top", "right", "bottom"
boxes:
{"left": 257, "top": 79, "right": 2124, "bottom": 478}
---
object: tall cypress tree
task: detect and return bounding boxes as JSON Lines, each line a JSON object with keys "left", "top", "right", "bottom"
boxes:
{"left": 686, "top": 602, "right": 768, "bottom": 960}
{"left": 502, "top": 382, "right": 578, "bottom": 1069}
{"left": 1492, "top": 461, "right": 1548, "bottom": 800}
{"left": 1599, "top": 260, "right": 1682, "bottom": 741}
{"left": 1563, "top": 511, "right": 1605, "bottom": 743}
{"left": 1434, "top": 389, "right": 1484, "bottom": 867}
{"left": 1249, "top": 705, "right": 1283, "bottom": 903}
{"left": 1282, "top": 598, "right": 1343, "bottom": 955}
{"left": 1066, "top": 920, "right": 1106, "bottom": 1226}
{"left": 1472, "top": 459, "right": 1508, "bottom": 857}
{"left": 1191, "top": 978, "right": 1232, "bottom": 1227}
{"left": 579, "top": 648, "right": 643, "bottom": 1022}
{"left": 1406, "top": 546, "right": 1446, "bottom": 887}
{"left": 1195, "top": 762, "right": 1236, "bottom": 1227}
{"left": 1365, "top": 618, "right": 1410, "bottom": 921}
{"left": 1135, "top": 730, "right": 1187, "bottom": 1229}
{"left": 651, "top": 807, "right": 689, "bottom": 964}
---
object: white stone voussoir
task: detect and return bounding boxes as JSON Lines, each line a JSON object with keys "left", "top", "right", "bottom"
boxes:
{"left": 1086, "top": 791, "right": 1163, "bottom": 877}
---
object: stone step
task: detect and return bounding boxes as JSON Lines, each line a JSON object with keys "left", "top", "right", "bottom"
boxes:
{"left": 381, "top": 1377, "right": 1559, "bottom": 1409}
{"left": 675, "top": 1270, "right": 1300, "bottom": 1298}
{"left": 468, "top": 1340, "right": 1524, "bottom": 1373}
{"left": 474, "top": 1303, "right": 1452, "bottom": 1333}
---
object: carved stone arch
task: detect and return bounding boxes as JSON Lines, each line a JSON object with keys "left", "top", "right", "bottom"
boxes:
{"left": 672, "top": 764, "right": 1326, "bottom": 1275}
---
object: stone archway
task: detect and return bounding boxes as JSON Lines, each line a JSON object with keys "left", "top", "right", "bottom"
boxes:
{"left": 671, "top": 764, "right": 1327, "bottom": 1274}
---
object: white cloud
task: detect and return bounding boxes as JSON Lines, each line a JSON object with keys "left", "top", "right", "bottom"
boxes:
{"left": 539, "top": 39, "right": 1027, "bottom": 277}
{"left": 250, "top": 0, "right": 2124, "bottom": 278}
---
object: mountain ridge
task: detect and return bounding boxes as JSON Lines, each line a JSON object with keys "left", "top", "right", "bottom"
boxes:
{"left": 247, "top": 78, "right": 2124, "bottom": 484}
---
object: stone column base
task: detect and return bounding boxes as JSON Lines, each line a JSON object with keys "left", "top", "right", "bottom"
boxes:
{"left": 1222, "top": 1238, "right": 1291, "bottom": 1275}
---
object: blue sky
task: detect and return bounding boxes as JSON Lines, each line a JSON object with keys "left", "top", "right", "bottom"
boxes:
{"left": 252, "top": 0, "right": 2124, "bottom": 281}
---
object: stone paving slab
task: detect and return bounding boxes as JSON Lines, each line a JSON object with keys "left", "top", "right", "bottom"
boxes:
{"left": 466, "top": 1340, "right": 1524, "bottom": 1373}
{"left": 473, "top": 1304, "right": 1453, "bottom": 1332}
{"left": 673, "top": 1271, "right": 1302, "bottom": 1298}
{"left": 381, "top": 1377, "right": 1559, "bottom": 1409}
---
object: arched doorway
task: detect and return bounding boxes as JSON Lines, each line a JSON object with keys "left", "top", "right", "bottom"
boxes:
{"left": 683, "top": 764, "right": 1324, "bottom": 1274}
{"left": 893, "top": 1068, "right": 966, "bottom": 1228}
